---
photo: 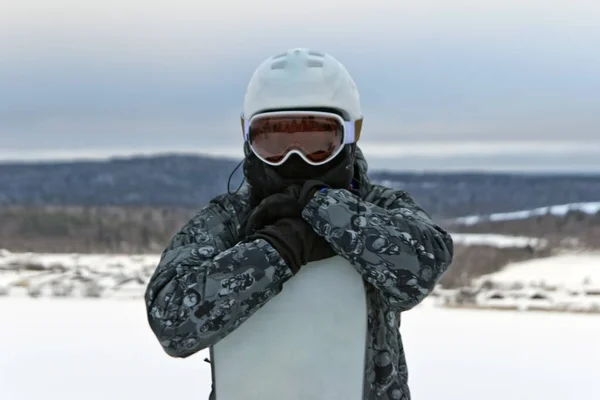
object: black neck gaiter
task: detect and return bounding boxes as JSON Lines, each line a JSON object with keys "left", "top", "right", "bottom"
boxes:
{"left": 243, "top": 143, "right": 357, "bottom": 207}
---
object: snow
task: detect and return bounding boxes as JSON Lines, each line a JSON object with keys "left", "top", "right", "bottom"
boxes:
{"left": 450, "top": 233, "right": 545, "bottom": 248}
{"left": 0, "top": 234, "right": 547, "bottom": 300}
{"left": 454, "top": 201, "right": 600, "bottom": 225}
{"left": 432, "top": 253, "right": 600, "bottom": 313}
{"left": 1, "top": 298, "right": 598, "bottom": 400}
{"left": 0, "top": 251, "right": 159, "bottom": 299}
{"left": 478, "top": 252, "right": 600, "bottom": 288}
{"left": 1, "top": 251, "right": 600, "bottom": 398}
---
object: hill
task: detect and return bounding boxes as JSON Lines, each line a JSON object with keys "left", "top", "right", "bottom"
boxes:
{"left": 448, "top": 202, "right": 600, "bottom": 247}
{"left": 2, "top": 154, "right": 600, "bottom": 217}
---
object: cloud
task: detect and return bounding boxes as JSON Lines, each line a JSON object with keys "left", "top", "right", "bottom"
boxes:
{"left": 1, "top": 0, "right": 600, "bottom": 170}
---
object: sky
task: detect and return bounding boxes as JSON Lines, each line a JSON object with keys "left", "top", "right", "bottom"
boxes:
{"left": 1, "top": 0, "right": 599, "bottom": 172}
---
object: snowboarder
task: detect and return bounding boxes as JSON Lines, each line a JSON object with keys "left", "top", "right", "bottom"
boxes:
{"left": 144, "top": 48, "right": 454, "bottom": 400}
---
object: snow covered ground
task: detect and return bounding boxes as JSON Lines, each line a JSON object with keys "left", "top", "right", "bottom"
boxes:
{"left": 0, "top": 234, "right": 547, "bottom": 300}
{"left": 0, "top": 251, "right": 159, "bottom": 299}
{"left": 450, "top": 233, "right": 545, "bottom": 248}
{"left": 1, "top": 249, "right": 599, "bottom": 398}
{"left": 454, "top": 201, "right": 600, "bottom": 225}
{"left": 434, "top": 252, "right": 600, "bottom": 313}
{"left": 1, "top": 297, "right": 598, "bottom": 400}
{"left": 478, "top": 252, "right": 600, "bottom": 288}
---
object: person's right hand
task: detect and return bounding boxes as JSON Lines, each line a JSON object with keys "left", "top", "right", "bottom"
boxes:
{"left": 241, "top": 185, "right": 302, "bottom": 237}
{"left": 248, "top": 217, "right": 335, "bottom": 274}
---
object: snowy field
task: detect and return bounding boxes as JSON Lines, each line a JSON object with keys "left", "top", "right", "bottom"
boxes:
{"left": 479, "top": 253, "right": 600, "bottom": 288}
{"left": 1, "top": 242, "right": 599, "bottom": 399}
{"left": 0, "top": 232, "right": 544, "bottom": 300}
{"left": 439, "top": 252, "right": 600, "bottom": 313}
{"left": 1, "top": 297, "right": 599, "bottom": 400}
{"left": 453, "top": 201, "right": 600, "bottom": 225}
{"left": 450, "top": 233, "right": 545, "bottom": 248}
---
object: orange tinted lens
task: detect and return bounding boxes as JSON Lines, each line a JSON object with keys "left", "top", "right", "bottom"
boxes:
{"left": 249, "top": 115, "right": 343, "bottom": 163}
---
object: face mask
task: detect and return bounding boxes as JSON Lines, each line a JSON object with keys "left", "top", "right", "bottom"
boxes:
{"left": 243, "top": 143, "right": 356, "bottom": 206}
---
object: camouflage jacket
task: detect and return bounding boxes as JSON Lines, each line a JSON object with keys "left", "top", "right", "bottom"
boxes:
{"left": 145, "top": 148, "right": 454, "bottom": 400}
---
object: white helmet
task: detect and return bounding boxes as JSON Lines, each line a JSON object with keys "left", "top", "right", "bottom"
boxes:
{"left": 242, "top": 48, "right": 362, "bottom": 122}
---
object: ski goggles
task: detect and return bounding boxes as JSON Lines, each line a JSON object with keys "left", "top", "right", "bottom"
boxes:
{"left": 242, "top": 111, "right": 362, "bottom": 166}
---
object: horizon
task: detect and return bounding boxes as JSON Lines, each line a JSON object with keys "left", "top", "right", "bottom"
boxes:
{"left": 2, "top": 146, "right": 600, "bottom": 176}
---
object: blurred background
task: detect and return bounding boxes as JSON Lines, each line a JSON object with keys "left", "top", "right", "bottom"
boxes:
{"left": 1, "top": 1, "right": 599, "bottom": 399}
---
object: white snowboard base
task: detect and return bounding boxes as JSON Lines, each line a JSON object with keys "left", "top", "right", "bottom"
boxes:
{"left": 211, "top": 256, "right": 368, "bottom": 400}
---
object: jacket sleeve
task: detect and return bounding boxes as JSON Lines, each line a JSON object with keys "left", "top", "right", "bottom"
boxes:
{"left": 301, "top": 186, "right": 453, "bottom": 312}
{"left": 144, "top": 196, "right": 294, "bottom": 358}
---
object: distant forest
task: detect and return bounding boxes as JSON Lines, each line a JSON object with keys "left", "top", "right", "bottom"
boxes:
{"left": 2, "top": 154, "right": 600, "bottom": 217}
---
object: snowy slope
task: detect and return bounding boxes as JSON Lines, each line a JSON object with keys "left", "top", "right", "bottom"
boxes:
{"left": 1, "top": 297, "right": 598, "bottom": 400}
{"left": 450, "top": 233, "right": 545, "bottom": 248}
{"left": 454, "top": 201, "right": 600, "bottom": 225}
{"left": 433, "top": 252, "right": 600, "bottom": 313}
{"left": 0, "top": 233, "right": 545, "bottom": 300}
{"left": 477, "top": 252, "right": 600, "bottom": 288}
{"left": 0, "top": 251, "right": 159, "bottom": 298}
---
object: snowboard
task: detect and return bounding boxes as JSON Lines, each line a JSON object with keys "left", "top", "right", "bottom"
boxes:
{"left": 211, "top": 256, "right": 368, "bottom": 400}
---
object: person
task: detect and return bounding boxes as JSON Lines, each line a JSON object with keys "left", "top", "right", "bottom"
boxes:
{"left": 144, "top": 48, "right": 454, "bottom": 400}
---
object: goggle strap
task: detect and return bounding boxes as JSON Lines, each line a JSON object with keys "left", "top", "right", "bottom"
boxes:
{"left": 354, "top": 118, "right": 362, "bottom": 142}
{"left": 240, "top": 115, "right": 245, "bottom": 140}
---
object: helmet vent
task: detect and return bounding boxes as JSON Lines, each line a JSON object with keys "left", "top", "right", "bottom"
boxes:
{"left": 308, "top": 50, "right": 324, "bottom": 57}
{"left": 270, "top": 60, "right": 287, "bottom": 70}
{"left": 306, "top": 58, "right": 324, "bottom": 68}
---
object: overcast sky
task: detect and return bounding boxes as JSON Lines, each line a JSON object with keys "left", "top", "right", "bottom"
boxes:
{"left": 1, "top": 0, "right": 599, "bottom": 171}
